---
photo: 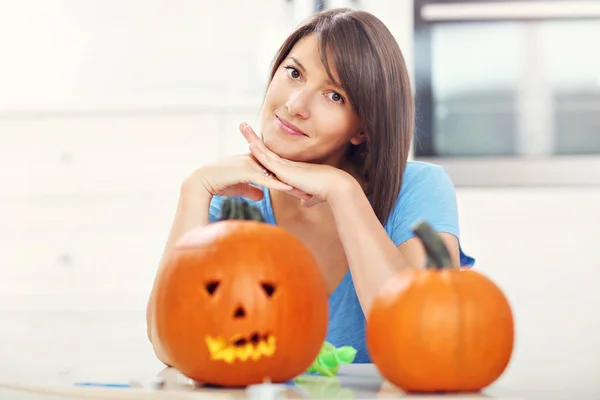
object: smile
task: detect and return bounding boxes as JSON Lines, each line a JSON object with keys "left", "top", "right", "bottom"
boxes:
{"left": 205, "top": 332, "right": 276, "bottom": 363}
{"left": 276, "top": 116, "right": 308, "bottom": 137}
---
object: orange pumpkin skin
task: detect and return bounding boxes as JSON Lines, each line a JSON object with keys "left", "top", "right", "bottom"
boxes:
{"left": 154, "top": 219, "right": 329, "bottom": 387}
{"left": 367, "top": 267, "right": 514, "bottom": 393}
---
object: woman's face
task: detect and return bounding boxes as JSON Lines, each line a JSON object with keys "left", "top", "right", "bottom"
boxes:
{"left": 259, "top": 34, "right": 364, "bottom": 166}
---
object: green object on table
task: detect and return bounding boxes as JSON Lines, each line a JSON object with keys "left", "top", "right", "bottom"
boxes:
{"left": 293, "top": 374, "right": 355, "bottom": 398}
{"left": 305, "top": 341, "right": 357, "bottom": 377}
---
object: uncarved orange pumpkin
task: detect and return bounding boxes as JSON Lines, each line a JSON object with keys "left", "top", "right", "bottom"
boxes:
{"left": 366, "top": 220, "right": 514, "bottom": 393}
{"left": 153, "top": 198, "right": 329, "bottom": 387}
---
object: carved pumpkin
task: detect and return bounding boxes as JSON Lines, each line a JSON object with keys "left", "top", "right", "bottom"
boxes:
{"left": 366, "top": 220, "right": 514, "bottom": 393}
{"left": 153, "top": 198, "right": 329, "bottom": 387}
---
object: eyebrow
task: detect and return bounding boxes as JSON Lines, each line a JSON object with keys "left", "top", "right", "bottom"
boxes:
{"left": 287, "top": 56, "right": 305, "bottom": 72}
{"left": 286, "top": 56, "right": 343, "bottom": 90}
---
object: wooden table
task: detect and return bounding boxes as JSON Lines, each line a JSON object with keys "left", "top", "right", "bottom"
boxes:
{"left": 0, "top": 309, "right": 596, "bottom": 399}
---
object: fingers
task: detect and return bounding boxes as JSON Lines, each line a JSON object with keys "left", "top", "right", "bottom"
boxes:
{"left": 253, "top": 171, "right": 312, "bottom": 200}
{"left": 219, "top": 180, "right": 310, "bottom": 203}
{"left": 239, "top": 122, "right": 262, "bottom": 145}
{"left": 244, "top": 153, "right": 292, "bottom": 192}
{"left": 249, "top": 143, "right": 281, "bottom": 178}
{"left": 247, "top": 142, "right": 312, "bottom": 201}
{"left": 240, "top": 122, "right": 285, "bottom": 168}
{"left": 238, "top": 126, "right": 310, "bottom": 202}
{"left": 255, "top": 173, "right": 294, "bottom": 192}
{"left": 250, "top": 161, "right": 311, "bottom": 200}
{"left": 288, "top": 187, "right": 313, "bottom": 201}
{"left": 246, "top": 157, "right": 311, "bottom": 200}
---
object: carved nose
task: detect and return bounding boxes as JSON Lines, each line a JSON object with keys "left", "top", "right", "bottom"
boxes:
{"left": 233, "top": 306, "right": 246, "bottom": 319}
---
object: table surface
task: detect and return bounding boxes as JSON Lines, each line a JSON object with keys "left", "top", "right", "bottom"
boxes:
{"left": 0, "top": 365, "right": 530, "bottom": 400}
{"left": 0, "top": 309, "right": 597, "bottom": 400}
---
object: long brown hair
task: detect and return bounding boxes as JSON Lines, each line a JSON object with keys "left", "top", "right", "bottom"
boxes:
{"left": 265, "top": 8, "right": 414, "bottom": 226}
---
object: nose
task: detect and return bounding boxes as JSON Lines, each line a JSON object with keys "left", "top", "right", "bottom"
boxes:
{"left": 233, "top": 305, "right": 246, "bottom": 319}
{"left": 285, "top": 89, "right": 310, "bottom": 119}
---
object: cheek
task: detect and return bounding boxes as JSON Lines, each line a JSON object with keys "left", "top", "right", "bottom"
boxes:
{"left": 313, "top": 106, "right": 357, "bottom": 143}
{"left": 263, "top": 75, "right": 287, "bottom": 106}
{"left": 260, "top": 81, "right": 284, "bottom": 125}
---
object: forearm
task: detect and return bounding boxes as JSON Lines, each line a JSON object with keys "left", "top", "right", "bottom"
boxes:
{"left": 146, "top": 182, "right": 212, "bottom": 341}
{"left": 328, "top": 178, "right": 414, "bottom": 315}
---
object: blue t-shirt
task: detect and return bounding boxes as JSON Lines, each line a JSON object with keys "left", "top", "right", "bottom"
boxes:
{"left": 208, "top": 161, "right": 475, "bottom": 363}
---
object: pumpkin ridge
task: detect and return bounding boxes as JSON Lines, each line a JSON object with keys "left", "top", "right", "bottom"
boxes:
{"left": 417, "top": 271, "right": 459, "bottom": 391}
{"left": 410, "top": 272, "right": 430, "bottom": 387}
{"left": 450, "top": 270, "right": 465, "bottom": 390}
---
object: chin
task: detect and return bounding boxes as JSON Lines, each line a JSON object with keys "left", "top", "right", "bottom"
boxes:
{"left": 262, "top": 135, "right": 308, "bottom": 162}
{"left": 257, "top": 122, "right": 301, "bottom": 160}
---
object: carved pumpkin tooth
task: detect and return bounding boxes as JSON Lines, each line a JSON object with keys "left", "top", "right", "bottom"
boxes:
{"left": 220, "top": 347, "right": 236, "bottom": 364}
{"left": 237, "top": 343, "right": 253, "bottom": 361}
{"left": 205, "top": 336, "right": 225, "bottom": 354}
{"left": 251, "top": 347, "right": 262, "bottom": 361}
{"left": 256, "top": 340, "right": 266, "bottom": 354}
{"left": 264, "top": 337, "right": 276, "bottom": 357}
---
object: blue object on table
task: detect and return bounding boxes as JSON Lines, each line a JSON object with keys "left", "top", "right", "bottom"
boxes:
{"left": 73, "top": 382, "right": 131, "bottom": 388}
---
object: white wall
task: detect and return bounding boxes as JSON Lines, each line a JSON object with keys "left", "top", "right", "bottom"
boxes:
{"left": 0, "top": 0, "right": 284, "bottom": 308}
{"left": 0, "top": 0, "right": 416, "bottom": 309}
{"left": 456, "top": 187, "right": 600, "bottom": 390}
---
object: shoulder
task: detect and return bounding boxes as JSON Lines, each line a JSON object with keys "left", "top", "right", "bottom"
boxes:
{"left": 401, "top": 160, "right": 455, "bottom": 195}
{"left": 385, "top": 161, "right": 475, "bottom": 266}
{"left": 392, "top": 160, "right": 457, "bottom": 214}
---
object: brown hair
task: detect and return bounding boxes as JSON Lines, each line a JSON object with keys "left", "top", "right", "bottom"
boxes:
{"left": 266, "top": 8, "right": 414, "bottom": 225}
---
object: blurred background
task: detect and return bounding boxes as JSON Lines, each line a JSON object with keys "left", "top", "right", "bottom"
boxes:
{"left": 0, "top": 0, "right": 598, "bottom": 396}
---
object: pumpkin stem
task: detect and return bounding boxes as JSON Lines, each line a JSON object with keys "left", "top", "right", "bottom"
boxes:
{"left": 218, "top": 197, "right": 266, "bottom": 223}
{"left": 411, "top": 219, "right": 452, "bottom": 269}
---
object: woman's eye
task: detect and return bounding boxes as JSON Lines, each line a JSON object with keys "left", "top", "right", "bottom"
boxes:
{"left": 285, "top": 66, "right": 300, "bottom": 79}
{"left": 328, "top": 92, "right": 344, "bottom": 103}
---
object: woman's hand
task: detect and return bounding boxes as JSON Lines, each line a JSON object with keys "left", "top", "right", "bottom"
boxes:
{"left": 182, "top": 153, "right": 312, "bottom": 202}
{"left": 239, "top": 122, "right": 353, "bottom": 207}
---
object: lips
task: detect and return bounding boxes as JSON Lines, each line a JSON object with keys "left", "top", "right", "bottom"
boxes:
{"left": 205, "top": 332, "right": 276, "bottom": 363}
{"left": 276, "top": 115, "right": 308, "bottom": 137}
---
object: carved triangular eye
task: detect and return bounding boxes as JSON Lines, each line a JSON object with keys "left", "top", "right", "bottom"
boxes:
{"left": 205, "top": 280, "right": 220, "bottom": 296}
{"left": 261, "top": 282, "right": 276, "bottom": 298}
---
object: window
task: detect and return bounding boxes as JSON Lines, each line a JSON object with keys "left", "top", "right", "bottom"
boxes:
{"left": 413, "top": 0, "right": 600, "bottom": 186}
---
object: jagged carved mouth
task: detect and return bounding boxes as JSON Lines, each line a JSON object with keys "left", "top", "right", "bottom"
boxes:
{"left": 205, "top": 332, "right": 276, "bottom": 363}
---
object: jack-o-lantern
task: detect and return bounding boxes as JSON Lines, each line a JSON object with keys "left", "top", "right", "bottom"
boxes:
{"left": 153, "top": 198, "right": 329, "bottom": 387}
{"left": 366, "top": 220, "right": 514, "bottom": 393}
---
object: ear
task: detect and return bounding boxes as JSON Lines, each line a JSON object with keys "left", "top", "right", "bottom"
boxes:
{"left": 350, "top": 131, "right": 366, "bottom": 145}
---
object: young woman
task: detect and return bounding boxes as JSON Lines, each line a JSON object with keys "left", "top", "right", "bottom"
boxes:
{"left": 147, "top": 7, "right": 475, "bottom": 365}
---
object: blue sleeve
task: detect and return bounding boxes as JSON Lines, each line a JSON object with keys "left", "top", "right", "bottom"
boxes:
{"left": 388, "top": 163, "right": 475, "bottom": 267}
{"left": 209, "top": 196, "right": 224, "bottom": 223}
